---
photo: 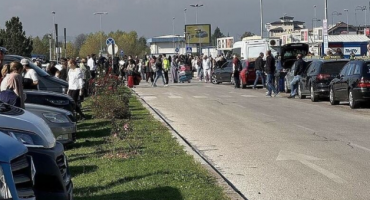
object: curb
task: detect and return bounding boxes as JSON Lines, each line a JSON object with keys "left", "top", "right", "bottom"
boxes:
{"left": 132, "top": 89, "right": 248, "bottom": 200}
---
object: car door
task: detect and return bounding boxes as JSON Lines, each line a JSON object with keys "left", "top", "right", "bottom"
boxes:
{"left": 221, "top": 62, "right": 233, "bottom": 82}
{"left": 301, "top": 62, "right": 315, "bottom": 94}
{"left": 339, "top": 62, "right": 355, "bottom": 100}
{"left": 287, "top": 63, "right": 297, "bottom": 84}
{"left": 333, "top": 64, "right": 348, "bottom": 100}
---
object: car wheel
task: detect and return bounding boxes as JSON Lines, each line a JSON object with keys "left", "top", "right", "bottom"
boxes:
{"left": 284, "top": 78, "right": 290, "bottom": 93}
{"left": 329, "top": 87, "right": 339, "bottom": 105}
{"left": 310, "top": 85, "right": 318, "bottom": 102}
{"left": 211, "top": 75, "right": 218, "bottom": 84}
{"left": 298, "top": 84, "right": 306, "bottom": 99}
{"left": 349, "top": 90, "right": 359, "bottom": 109}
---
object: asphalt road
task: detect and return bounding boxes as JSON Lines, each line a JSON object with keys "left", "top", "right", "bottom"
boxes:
{"left": 133, "top": 79, "right": 370, "bottom": 200}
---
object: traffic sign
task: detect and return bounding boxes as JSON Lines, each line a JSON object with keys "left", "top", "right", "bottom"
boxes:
{"left": 107, "top": 44, "right": 119, "bottom": 55}
{"left": 186, "top": 46, "right": 192, "bottom": 53}
{"left": 120, "top": 50, "right": 124, "bottom": 56}
{"left": 106, "top": 38, "right": 115, "bottom": 46}
{"left": 175, "top": 47, "right": 179, "bottom": 53}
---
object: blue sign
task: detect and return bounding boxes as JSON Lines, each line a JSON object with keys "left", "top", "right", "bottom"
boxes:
{"left": 106, "top": 38, "right": 115, "bottom": 46}
{"left": 186, "top": 46, "right": 192, "bottom": 53}
{"left": 120, "top": 50, "right": 124, "bottom": 56}
{"left": 175, "top": 47, "right": 179, "bottom": 53}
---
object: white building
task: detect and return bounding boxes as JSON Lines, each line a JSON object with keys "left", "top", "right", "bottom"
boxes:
{"left": 147, "top": 35, "right": 198, "bottom": 55}
{"left": 268, "top": 16, "right": 305, "bottom": 38}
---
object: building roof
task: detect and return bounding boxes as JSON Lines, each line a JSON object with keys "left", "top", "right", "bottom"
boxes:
{"left": 328, "top": 35, "right": 370, "bottom": 42}
{"left": 280, "top": 16, "right": 294, "bottom": 20}
{"left": 147, "top": 35, "right": 185, "bottom": 43}
{"left": 270, "top": 27, "right": 284, "bottom": 32}
{"left": 328, "top": 22, "right": 357, "bottom": 32}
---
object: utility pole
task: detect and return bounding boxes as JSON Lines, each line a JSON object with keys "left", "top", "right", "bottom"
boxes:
{"left": 93, "top": 12, "right": 108, "bottom": 54}
{"left": 190, "top": 4, "right": 203, "bottom": 24}
{"left": 324, "top": 0, "right": 328, "bottom": 21}
{"left": 260, "top": 0, "right": 264, "bottom": 38}
{"left": 52, "top": 11, "right": 56, "bottom": 60}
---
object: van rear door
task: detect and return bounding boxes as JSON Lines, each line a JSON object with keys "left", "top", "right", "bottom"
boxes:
{"left": 281, "top": 43, "right": 309, "bottom": 68}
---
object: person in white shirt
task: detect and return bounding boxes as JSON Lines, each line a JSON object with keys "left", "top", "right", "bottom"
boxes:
{"left": 202, "top": 55, "right": 211, "bottom": 83}
{"left": 67, "top": 59, "right": 86, "bottom": 119}
{"left": 21, "top": 59, "right": 39, "bottom": 90}
{"left": 88, "top": 54, "right": 97, "bottom": 79}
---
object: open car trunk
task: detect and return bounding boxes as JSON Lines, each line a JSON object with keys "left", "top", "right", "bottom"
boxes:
{"left": 281, "top": 43, "right": 309, "bottom": 69}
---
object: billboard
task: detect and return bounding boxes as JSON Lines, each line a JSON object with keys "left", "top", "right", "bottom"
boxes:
{"left": 185, "top": 24, "right": 211, "bottom": 44}
{"left": 300, "top": 29, "right": 309, "bottom": 43}
{"left": 217, "top": 37, "right": 234, "bottom": 50}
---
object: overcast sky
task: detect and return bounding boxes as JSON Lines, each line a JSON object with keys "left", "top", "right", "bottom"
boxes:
{"left": 0, "top": 0, "right": 369, "bottom": 40}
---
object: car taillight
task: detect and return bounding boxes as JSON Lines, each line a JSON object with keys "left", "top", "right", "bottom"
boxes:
{"left": 358, "top": 77, "right": 370, "bottom": 88}
{"left": 317, "top": 74, "right": 330, "bottom": 80}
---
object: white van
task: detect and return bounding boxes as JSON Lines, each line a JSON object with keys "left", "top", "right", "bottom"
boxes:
{"left": 232, "top": 37, "right": 280, "bottom": 60}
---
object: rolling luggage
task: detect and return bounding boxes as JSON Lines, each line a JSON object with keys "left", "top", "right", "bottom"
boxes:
{"left": 128, "top": 76, "right": 134, "bottom": 88}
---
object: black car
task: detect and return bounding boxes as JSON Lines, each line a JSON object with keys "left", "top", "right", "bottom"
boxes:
{"left": 4, "top": 55, "right": 68, "bottom": 93}
{"left": 298, "top": 60, "right": 348, "bottom": 101}
{"left": 24, "top": 90, "right": 76, "bottom": 121}
{"left": 330, "top": 60, "right": 370, "bottom": 108}
{"left": 212, "top": 61, "right": 233, "bottom": 84}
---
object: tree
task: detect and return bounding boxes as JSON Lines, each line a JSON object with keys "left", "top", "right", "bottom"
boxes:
{"left": 78, "top": 32, "right": 104, "bottom": 58}
{"left": 211, "top": 27, "right": 225, "bottom": 46}
{"left": 0, "top": 17, "right": 33, "bottom": 56}
{"left": 32, "top": 36, "right": 49, "bottom": 57}
{"left": 62, "top": 42, "right": 77, "bottom": 58}
{"left": 240, "top": 32, "right": 255, "bottom": 40}
{"left": 74, "top": 34, "right": 87, "bottom": 52}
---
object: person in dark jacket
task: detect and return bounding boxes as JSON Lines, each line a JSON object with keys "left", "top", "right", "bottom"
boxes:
{"left": 265, "top": 50, "right": 278, "bottom": 97}
{"left": 288, "top": 54, "right": 305, "bottom": 98}
{"left": 59, "top": 58, "right": 68, "bottom": 81}
{"left": 253, "top": 52, "right": 265, "bottom": 89}
{"left": 152, "top": 55, "right": 167, "bottom": 87}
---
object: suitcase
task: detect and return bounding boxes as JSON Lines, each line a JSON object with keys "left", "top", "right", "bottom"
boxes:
{"left": 128, "top": 76, "right": 134, "bottom": 88}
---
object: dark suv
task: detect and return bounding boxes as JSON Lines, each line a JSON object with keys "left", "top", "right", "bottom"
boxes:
{"left": 299, "top": 60, "right": 348, "bottom": 101}
{"left": 330, "top": 60, "right": 370, "bottom": 108}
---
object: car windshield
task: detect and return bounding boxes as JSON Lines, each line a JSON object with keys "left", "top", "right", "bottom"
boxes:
{"left": 321, "top": 62, "right": 347, "bottom": 74}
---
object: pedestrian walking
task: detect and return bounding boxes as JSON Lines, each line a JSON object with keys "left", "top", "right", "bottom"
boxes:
{"left": 59, "top": 58, "right": 68, "bottom": 81}
{"left": 152, "top": 55, "right": 168, "bottom": 87}
{"left": 67, "top": 59, "right": 86, "bottom": 119}
{"left": 171, "top": 56, "right": 179, "bottom": 83}
{"left": 274, "top": 55, "right": 283, "bottom": 92}
{"left": 88, "top": 54, "right": 97, "bottom": 79}
{"left": 202, "top": 55, "right": 211, "bottom": 83}
{"left": 265, "top": 50, "right": 279, "bottom": 97}
{"left": 288, "top": 54, "right": 305, "bottom": 99}
{"left": 139, "top": 59, "right": 146, "bottom": 81}
{"left": 162, "top": 54, "right": 170, "bottom": 84}
{"left": 232, "top": 54, "right": 242, "bottom": 88}
{"left": 253, "top": 52, "right": 265, "bottom": 89}
{"left": 196, "top": 56, "right": 203, "bottom": 81}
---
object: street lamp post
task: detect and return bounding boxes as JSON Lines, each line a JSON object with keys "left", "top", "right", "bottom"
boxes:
{"left": 184, "top": 8, "right": 187, "bottom": 25}
{"left": 356, "top": 6, "right": 367, "bottom": 30}
{"left": 52, "top": 11, "right": 56, "bottom": 60}
{"left": 190, "top": 4, "right": 203, "bottom": 24}
{"left": 344, "top": 9, "right": 349, "bottom": 33}
{"left": 312, "top": 18, "right": 321, "bottom": 42}
{"left": 93, "top": 12, "right": 108, "bottom": 54}
{"left": 260, "top": 0, "right": 263, "bottom": 38}
{"left": 195, "top": 29, "right": 201, "bottom": 56}
{"left": 313, "top": 5, "right": 317, "bottom": 28}
{"left": 331, "top": 11, "right": 342, "bottom": 33}
{"left": 172, "top": 17, "right": 176, "bottom": 50}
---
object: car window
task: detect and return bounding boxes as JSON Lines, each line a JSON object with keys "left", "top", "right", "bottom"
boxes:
{"left": 347, "top": 63, "right": 355, "bottom": 76}
{"left": 227, "top": 62, "right": 233, "bottom": 68}
{"left": 221, "top": 62, "right": 228, "bottom": 68}
{"left": 320, "top": 62, "right": 347, "bottom": 74}
{"left": 354, "top": 63, "right": 362, "bottom": 75}
{"left": 340, "top": 64, "right": 349, "bottom": 76}
{"left": 306, "top": 63, "right": 315, "bottom": 75}
{"left": 364, "top": 63, "right": 370, "bottom": 75}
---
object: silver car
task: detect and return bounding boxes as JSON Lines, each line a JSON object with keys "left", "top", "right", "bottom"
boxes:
{"left": 25, "top": 103, "right": 76, "bottom": 145}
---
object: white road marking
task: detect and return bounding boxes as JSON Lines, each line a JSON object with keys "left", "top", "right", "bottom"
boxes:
{"left": 295, "top": 125, "right": 316, "bottom": 133}
{"left": 142, "top": 96, "right": 157, "bottom": 100}
{"left": 277, "top": 150, "right": 346, "bottom": 184}
{"left": 168, "top": 96, "right": 183, "bottom": 99}
{"left": 193, "top": 96, "right": 208, "bottom": 99}
{"left": 241, "top": 95, "right": 257, "bottom": 98}
{"left": 235, "top": 105, "right": 246, "bottom": 109}
{"left": 350, "top": 143, "right": 370, "bottom": 153}
{"left": 219, "top": 95, "right": 232, "bottom": 98}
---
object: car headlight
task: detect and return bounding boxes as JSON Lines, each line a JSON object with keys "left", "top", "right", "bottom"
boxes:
{"left": 0, "top": 166, "right": 12, "bottom": 199}
{"left": 43, "top": 112, "right": 70, "bottom": 123}
{"left": 46, "top": 99, "right": 69, "bottom": 106}
{"left": 0, "top": 129, "right": 45, "bottom": 148}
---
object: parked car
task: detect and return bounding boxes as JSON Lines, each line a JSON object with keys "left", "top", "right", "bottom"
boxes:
{"left": 25, "top": 103, "right": 76, "bottom": 144}
{"left": 212, "top": 61, "right": 233, "bottom": 84}
{"left": 0, "top": 102, "right": 73, "bottom": 200}
{"left": 24, "top": 90, "right": 76, "bottom": 119}
{"left": 329, "top": 60, "right": 370, "bottom": 108}
{"left": 4, "top": 55, "right": 68, "bottom": 93}
{"left": 284, "top": 60, "right": 313, "bottom": 93}
{"left": 239, "top": 59, "right": 263, "bottom": 88}
{"left": 298, "top": 59, "right": 348, "bottom": 101}
{"left": 0, "top": 132, "right": 36, "bottom": 200}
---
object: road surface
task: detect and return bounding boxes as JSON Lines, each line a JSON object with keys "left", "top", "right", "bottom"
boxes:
{"left": 134, "top": 80, "right": 370, "bottom": 200}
